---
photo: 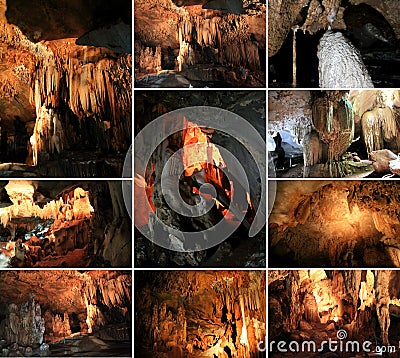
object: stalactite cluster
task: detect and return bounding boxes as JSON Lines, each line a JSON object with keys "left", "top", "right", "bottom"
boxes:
{"left": 176, "top": 14, "right": 260, "bottom": 72}
{"left": 312, "top": 93, "right": 354, "bottom": 162}
{"left": 28, "top": 49, "right": 131, "bottom": 163}
{"left": 136, "top": 45, "right": 162, "bottom": 73}
{"left": 0, "top": 184, "right": 93, "bottom": 229}
{"left": 361, "top": 107, "right": 399, "bottom": 153}
{"left": 0, "top": 270, "right": 131, "bottom": 355}
{"left": 82, "top": 272, "right": 131, "bottom": 334}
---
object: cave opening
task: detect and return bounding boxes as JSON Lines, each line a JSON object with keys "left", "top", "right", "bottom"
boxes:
{"left": 69, "top": 313, "right": 81, "bottom": 334}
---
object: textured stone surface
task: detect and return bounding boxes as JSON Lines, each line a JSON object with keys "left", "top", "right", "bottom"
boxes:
{"left": 0, "top": 181, "right": 131, "bottom": 268}
{"left": 0, "top": 0, "right": 131, "bottom": 177}
{"left": 268, "top": 0, "right": 400, "bottom": 57}
{"left": 318, "top": 31, "right": 374, "bottom": 88}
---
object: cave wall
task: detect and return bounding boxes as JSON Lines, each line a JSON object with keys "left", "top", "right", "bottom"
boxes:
{"left": 134, "top": 0, "right": 266, "bottom": 85}
{"left": 0, "top": 180, "right": 131, "bottom": 268}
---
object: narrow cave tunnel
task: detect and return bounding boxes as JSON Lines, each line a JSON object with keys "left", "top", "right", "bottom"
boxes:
{"left": 0, "top": 180, "right": 131, "bottom": 268}
{"left": 135, "top": 270, "right": 266, "bottom": 357}
{"left": 0, "top": 270, "right": 131, "bottom": 357}
{"left": 268, "top": 0, "right": 400, "bottom": 88}
{"left": 134, "top": 0, "right": 266, "bottom": 88}
{"left": 269, "top": 181, "right": 400, "bottom": 268}
{"left": 269, "top": 90, "right": 400, "bottom": 178}
{"left": 269, "top": 270, "right": 400, "bottom": 357}
{"left": 134, "top": 91, "right": 265, "bottom": 268}
{"left": 0, "top": 0, "right": 132, "bottom": 177}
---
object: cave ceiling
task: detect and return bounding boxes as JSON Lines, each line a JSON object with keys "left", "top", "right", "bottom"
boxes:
{"left": 5, "top": 0, "right": 132, "bottom": 42}
{"left": 0, "top": 270, "right": 131, "bottom": 314}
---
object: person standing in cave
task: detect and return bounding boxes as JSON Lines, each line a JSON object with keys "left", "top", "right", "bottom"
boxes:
{"left": 273, "top": 132, "right": 285, "bottom": 169}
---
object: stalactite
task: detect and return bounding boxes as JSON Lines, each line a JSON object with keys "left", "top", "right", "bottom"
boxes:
{"left": 239, "top": 294, "right": 249, "bottom": 347}
{"left": 27, "top": 47, "right": 131, "bottom": 165}
{"left": 292, "top": 28, "right": 297, "bottom": 88}
{"left": 175, "top": 14, "right": 259, "bottom": 72}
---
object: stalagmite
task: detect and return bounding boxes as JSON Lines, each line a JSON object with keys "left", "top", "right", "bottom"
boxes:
{"left": 292, "top": 27, "right": 297, "bottom": 88}
{"left": 318, "top": 31, "right": 374, "bottom": 88}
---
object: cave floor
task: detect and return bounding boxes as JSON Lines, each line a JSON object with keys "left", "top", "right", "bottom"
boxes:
{"left": 0, "top": 150, "right": 126, "bottom": 178}
{"left": 135, "top": 64, "right": 265, "bottom": 88}
{"left": 49, "top": 335, "right": 131, "bottom": 357}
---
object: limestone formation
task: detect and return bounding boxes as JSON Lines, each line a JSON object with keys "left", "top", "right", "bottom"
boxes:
{"left": 318, "top": 31, "right": 374, "bottom": 88}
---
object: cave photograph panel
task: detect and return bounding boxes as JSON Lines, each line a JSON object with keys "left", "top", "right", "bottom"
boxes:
{"left": 0, "top": 180, "right": 131, "bottom": 268}
{"left": 135, "top": 270, "right": 266, "bottom": 357}
{"left": 0, "top": 0, "right": 132, "bottom": 178}
{"left": 268, "top": 90, "right": 400, "bottom": 178}
{"left": 269, "top": 0, "right": 400, "bottom": 88}
{"left": 269, "top": 270, "right": 400, "bottom": 357}
{"left": 134, "top": 0, "right": 266, "bottom": 88}
{"left": 269, "top": 180, "right": 400, "bottom": 268}
{"left": 134, "top": 91, "right": 266, "bottom": 268}
{"left": 0, "top": 270, "right": 131, "bottom": 357}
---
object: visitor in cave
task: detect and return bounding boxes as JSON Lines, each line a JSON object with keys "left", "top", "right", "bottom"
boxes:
{"left": 273, "top": 132, "right": 285, "bottom": 170}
